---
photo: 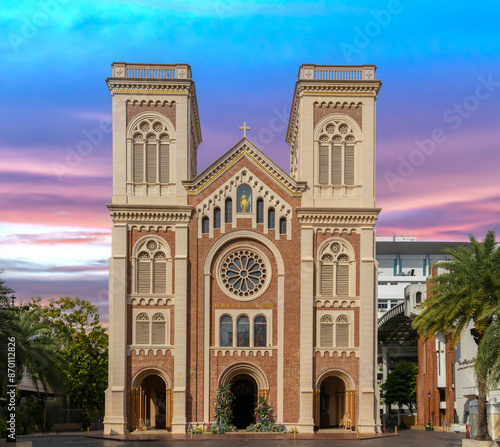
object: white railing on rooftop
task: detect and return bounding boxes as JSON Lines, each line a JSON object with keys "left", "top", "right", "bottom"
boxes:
{"left": 111, "top": 63, "right": 191, "bottom": 79}
{"left": 299, "top": 64, "right": 376, "bottom": 81}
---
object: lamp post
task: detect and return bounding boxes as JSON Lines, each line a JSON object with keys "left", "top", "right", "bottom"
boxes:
{"left": 426, "top": 391, "right": 432, "bottom": 430}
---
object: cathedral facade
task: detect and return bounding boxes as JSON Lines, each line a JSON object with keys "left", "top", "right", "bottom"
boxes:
{"left": 103, "top": 63, "right": 382, "bottom": 434}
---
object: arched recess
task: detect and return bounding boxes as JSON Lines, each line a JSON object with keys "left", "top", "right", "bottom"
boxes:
{"left": 131, "top": 235, "right": 173, "bottom": 296}
{"left": 315, "top": 369, "right": 356, "bottom": 429}
{"left": 313, "top": 114, "right": 362, "bottom": 189}
{"left": 316, "top": 237, "right": 357, "bottom": 298}
{"left": 131, "top": 368, "right": 172, "bottom": 430}
{"left": 202, "top": 230, "right": 285, "bottom": 423}
{"left": 126, "top": 112, "right": 177, "bottom": 196}
{"left": 218, "top": 362, "right": 270, "bottom": 391}
{"left": 127, "top": 112, "right": 176, "bottom": 141}
{"left": 314, "top": 113, "right": 362, "bottom": 141}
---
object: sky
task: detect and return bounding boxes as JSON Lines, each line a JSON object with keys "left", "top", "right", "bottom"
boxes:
{"left": 1, "top": 0, "right": 499, "bottom": 320}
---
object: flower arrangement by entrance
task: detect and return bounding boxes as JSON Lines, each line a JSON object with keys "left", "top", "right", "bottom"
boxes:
{"left": 208, "top": 384, "right": 237, "bottom": 434}
{"left": 246, "top": 396, "right": 288, "bottom": 432}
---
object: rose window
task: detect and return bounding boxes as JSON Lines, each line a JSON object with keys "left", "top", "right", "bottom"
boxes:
{"left": 219, "top": 249, "right": 269, "bottom": 299}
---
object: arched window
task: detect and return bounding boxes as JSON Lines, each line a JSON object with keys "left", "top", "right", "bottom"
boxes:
{"left": 134, "top": 238, "right": 171, "bottom": 295}
{"left": 320, "top": 315, "right": 334, "bottom": 347}
{"left": 256, "top": 199, "right": 264, "bottom": 223}
{"left": 220, "top": 315, "right": 233, "bottom": 347}
{"left": 336, "top": 315, "right": 350, "bottom": 347}
{"left": 317, "top": 120, "right": 356, "bottom": 186}
{"left": 237, "top": 316, "right": 250, "bottom": 347}
{"left": 214, "top": 208, "right": 221, "bottom": 229}
{"left": 225, "top": 198, "right": 233, "bottom": 223}
{"left": 279, "top": 217, "right": 287, "bottom": 234}
{"left": 130, "top": 118, "right": 171, "bottom": 185}
{"left": 319, "top": 241, "right": 353, "bottom": 297}
{"left": 268, "top": 208, "right": 275, "bottom": 229}
{"left": 152, "top": 313, "right": 166, "bottom": 344}
{"left": 136, "top": 313, "right": 150, "bottom": 344}
{"left": 254, "top": 316, "right": 267, "bottom": 347}
{"left": 202, "top": 217, "right": 209, "bottom": 234}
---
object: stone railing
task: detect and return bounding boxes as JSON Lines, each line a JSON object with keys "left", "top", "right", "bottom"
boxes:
{"left": 298, "top": 64, "right": 376, "bottom": 81}
{"left": 111, "top": 62, "right": 191, "bottom": 79}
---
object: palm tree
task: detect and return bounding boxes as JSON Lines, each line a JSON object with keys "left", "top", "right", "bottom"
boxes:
{"left": 475, "top": 300, "right": 500, "bottom": 398}
{"left": 412, "top": 230, "right": 500, "bottom": 441}
{"left": 14, "top": 307, "right": 66, "bottom": 395}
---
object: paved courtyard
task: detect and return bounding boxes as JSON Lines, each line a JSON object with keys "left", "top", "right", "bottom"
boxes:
{"left": 13, "top": 428, "right": 467, "bottom": 447}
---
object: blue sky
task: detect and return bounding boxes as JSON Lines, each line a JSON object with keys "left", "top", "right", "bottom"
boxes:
{"left": 1, "top": 0, "right": 499, "bottom": 320}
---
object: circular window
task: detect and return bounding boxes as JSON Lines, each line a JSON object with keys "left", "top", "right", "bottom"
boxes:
{"left": 217, "top": 247, "right": 271, "bottom": 300}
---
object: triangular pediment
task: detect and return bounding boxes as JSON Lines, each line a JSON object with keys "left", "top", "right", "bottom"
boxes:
{"left": 182, "top": 137, "right": 307, "bottom": 196}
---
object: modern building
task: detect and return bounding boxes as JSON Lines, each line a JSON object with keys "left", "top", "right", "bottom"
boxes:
{"left": 103, "top": 63, "right": 382, "bottom": 434}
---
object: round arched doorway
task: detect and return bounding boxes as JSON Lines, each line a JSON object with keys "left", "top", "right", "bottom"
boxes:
{"left": 131, "top": 370, "right": 172, "bottom": 431}
{"left": 231, "top": 375, "right": 257, "bottom": 429}
{"left": 319, "top": 376, "right": 345, "bottom": 428}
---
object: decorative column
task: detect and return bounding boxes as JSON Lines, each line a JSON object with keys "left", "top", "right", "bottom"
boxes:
{"left": 298, "top": 226, "right": 315, "bottom": 432}
{"left": 103, "top": 224, "right": 128, "bottom": 435}
{"left": 172, "top": 224, "right": 189, "bottom": 432}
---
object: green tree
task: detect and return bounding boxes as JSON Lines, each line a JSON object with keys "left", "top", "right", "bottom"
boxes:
{"left": 13, "top": 307, "right": 65, "bottom": 394}
{"left": 412, "top": 231, "right": 500, "bottom": 441}
{"left": 381, "top": 361, "right": 418, "bottom": 413}
{"left": 475, "top": 300, "right": 500, "bottom": 395}
{"left": 30, "top": 297, "right": 108, "bottom": 421}
{"left": 0, "top": 270, "right": 16, "bottom": 396}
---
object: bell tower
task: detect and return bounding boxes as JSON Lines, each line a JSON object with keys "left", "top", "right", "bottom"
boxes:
{"left": 288, "top": 65, "right": 382, "bottom": 433}
{"left": 104, "top": 63, "right": 200, "bottom": 435}
{"left": 106, "top": 63, "right": 201, "bottom": 206}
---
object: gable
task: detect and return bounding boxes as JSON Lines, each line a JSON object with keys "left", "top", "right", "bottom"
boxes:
{"left": 182, "top": 138, "right": 307, "bottom": 196}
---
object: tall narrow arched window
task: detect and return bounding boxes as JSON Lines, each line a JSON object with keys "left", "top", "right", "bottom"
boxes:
{"left": 268, "top": 208, "right": 275, "bottom": 229}
{"left": 202, "top": 217, "right": 209, "bottom": 234}
{"left": 220, "top": 315, "right": 233, "bottom": 347}
{"left": 130, "top": 118, "right": 171, "bottom": 185}
{"left": 225, "top": 198, "right": 233, "bottom": 223}
{"left": 254, "top": 316, "right": 267, "bottom": 347}
{"left": 279, "top": 217, "right": 286, "bottom": 234}
{"left": 336, "top": 315, "right": 350, "bottom": 347}
{"left": 416, "top": 291, "right": 422, "bottom": 304}
{"left": 256, "top": 199, "right": 264, "bottom": 223}
{"left": 319, "top": 241, "right": 353, "bottom": 297}
{"left": 214, "top": 208, "right": 221, "bottom": 229}
{"left": 237, "top": 316, "right": 250, "bottom": 347}
{"left": 317, "top": 120, "right": 356, "bottom": 186}
{"left": 136, "top": 313, "right": 150, "bottom": 344}
{"left": 134, "top": 238, "right": 172, "bottom": 295}
{"left": 152, "top": 313, "right": 166, "bottom": 344}
{"left": 320, "top": 315, "right": 334, "bottom": 347}
{"left": 137, "top": 251, "right": 152, "bottom": 294}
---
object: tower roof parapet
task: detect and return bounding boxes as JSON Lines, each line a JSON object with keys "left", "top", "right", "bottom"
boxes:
{"left": 298, "top": 64, "right": 376, "bottom": 81}
{"left": 110, "top": 62, "right": 191, "bottom": 79}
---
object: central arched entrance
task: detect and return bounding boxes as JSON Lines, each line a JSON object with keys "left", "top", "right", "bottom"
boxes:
{"left": 231, "top": 375, "right": 257, "bottom": 429}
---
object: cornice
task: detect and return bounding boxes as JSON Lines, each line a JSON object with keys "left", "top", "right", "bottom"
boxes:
{"left": 286, "top": 79, "right": 382, "bottom": 147}
{"left": 107, "top": 204, "right": 193, "bottom": 224}
{"left": 296, "top": 207, "right": 381, "bottom": 225}
{"left": 106, "top": 78, "right": 202, "bottom": 149}
{"left": 183, "top": 139, "right": 308, "bottom": 196}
